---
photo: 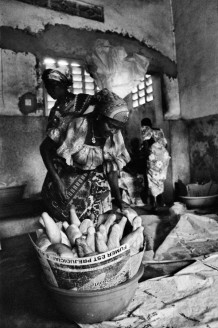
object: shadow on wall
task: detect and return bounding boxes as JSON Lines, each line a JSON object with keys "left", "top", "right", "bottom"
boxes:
{"left": 189, "top": 116, "right": 218, "bottom": 183}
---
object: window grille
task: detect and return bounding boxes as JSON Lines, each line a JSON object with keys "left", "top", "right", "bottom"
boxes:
{"left": 131, "top": 75, "right": 153, "bottom": 108}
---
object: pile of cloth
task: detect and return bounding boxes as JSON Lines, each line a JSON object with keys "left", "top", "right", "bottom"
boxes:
{"left": 82, "top": 253, "right": 218, "bottom": 327}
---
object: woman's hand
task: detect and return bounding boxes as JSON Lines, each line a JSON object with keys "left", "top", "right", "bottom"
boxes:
{"left": 113, "top": 198, "right": 130, "bottom": 212}
{"left": 107, "top": 170, "right": 131, "bottom": 212}
{"left": 120, "top": 200, "right": 130, "bottom": 212}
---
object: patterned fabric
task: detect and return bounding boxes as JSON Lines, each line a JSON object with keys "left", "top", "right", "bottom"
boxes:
{"left": 144, "top": 129, "right": 170, "bottom": 197}
{"left": 152, "top": 129, "right": 168, "bottom": 147}
{"left": 49, "top": 115, "right": 130, "bottom": 173}
{"left": 102, "top": 131, "right": 131, "bottom": 174}
{"left": 42, "top": 163, "right": 111, "bottom": 223}
{"left": 141, "top": 127, "right": 167, "bottom": 146}
{"left": 95, "top": 88, "right": 129, "bottom": 126}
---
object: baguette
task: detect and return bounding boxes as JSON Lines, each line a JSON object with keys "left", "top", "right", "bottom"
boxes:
{"left": 131, "top": 227, "right": 145, "bottom": 255}
{"left": 56, "top": 221, "right": 63, "bottom": 231}
{"left": 96, "top": 213, "right": 109, "bottom": 228}
{"left": 122, "top": 208, "right": 138, "bottom": 224}
{"left": 64, "top": 223, "right": 82, "bottom": 247}
{"left": 60, "top": 230, "right": 71, "bottom": 247}
{"left": 35, "top": 233, "right": 51, "bottom": 251}
{"left": 107, "top": 224, "right": 120, "bottom": 250}
{"left": 86, "top": 226, "right": 96, "bottom": 252}
{"left": 132, "top": 216, "right": 142, "bottom": 231}
{"left": 104, "top": 214, "right": 116, "bottom": 235}
{"left": 121, "top": 226, "right": 144, "bottom": 249}
{"left": 98, "top": 224, "right": 108, "bottom": 243}
{"left": 75, "top": 237, "right": 95, "bottom": 257}
{"left": 69, "top": 205, "right": 81, "bottom": 227}
{"left": 40, "top": 212, "right": 61, "bottom": 244}
{"left": 46, "top": 243, "right": 75, "bottom": 259}
{"left": 96, "top": 231, "right": 108, "bottom": 253}
{"left": 117, "top": 216, "right": 127, "bottom": 240}
{"left": 79, "top": 219, "right": 93, "bottom": 235}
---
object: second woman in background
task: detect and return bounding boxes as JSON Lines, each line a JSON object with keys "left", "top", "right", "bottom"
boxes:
{"left": 140, "top": 118, "right": 170, "bottom": 209}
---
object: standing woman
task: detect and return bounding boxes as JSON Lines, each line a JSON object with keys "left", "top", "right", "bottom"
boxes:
{"left": 42, "top": 68, "right": 76, "bottom": 132}
{"left": 40, "top": 72, "right": 130, "bottom": 223}
{"left": 140, "top": 118, "right": 170, "bottom": 208}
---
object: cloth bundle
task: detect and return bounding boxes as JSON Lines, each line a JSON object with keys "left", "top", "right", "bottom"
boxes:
{"left": 86, "top": 39, "right": 149, "bottom": 98}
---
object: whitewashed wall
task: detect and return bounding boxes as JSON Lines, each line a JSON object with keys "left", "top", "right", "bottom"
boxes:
{"left": 0, "top": 0, "right": 175, "bottom": 61}
{"left": 0, "top": 49, "right": 39, "bottom": 116}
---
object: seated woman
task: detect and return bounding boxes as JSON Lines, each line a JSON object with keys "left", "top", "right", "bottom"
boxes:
{"left": 40, "top": 69, "right": 130, "bottom": 223}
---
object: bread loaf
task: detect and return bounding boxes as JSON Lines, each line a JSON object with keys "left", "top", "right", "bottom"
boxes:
{"left": 64, "top": 223, "right": 82, "bottom": 246}
{"left": 104, "top": 214, "right": 116, "bottom": 235}
{"left": 132, "top": 216, "right": 142, "bottom": 231}
{"left": 96, "top": 231, "right": 108, "bottom": 253}
{"left": 40, "top": 212, "right": 61, "bottom": 244}
{"left": 75, "top": 237, "right": 95, "bottom": 257}
{"left": 46, "top": 243, "right": 75, "bottom": 259}
{"left": 35, "top": 233, "right": 51, "bottom": 251}
{"left": 117, "top": 216, "right": 127, "bottom": 240}
{"left": 122, "top": 208, "right": 138, "bottom": 224}
{"left": 98, "top": 224, "right": 108, "bottom": 243}
{"left": 79, "top": 219, "right": 93, "bottom": 235}
{"left": 96, "top": 213, "right": 109, "bottom": 228}
{"left": 107, "top": 224, "right": 120, "bottom": 250}
{"left": 121, "top": 226, "right": 144, "bottom": 249}
{"left": 56, "top": 221, "right": 63, "bottom": 231}
{"left": 86, "top": 226, "right": 96, "bottom": 252}
{"left": 69, "top": 205, "right": 81, "bottom": 227}
{"left": 60, "top": 230, "right": 71, "bottom": 247}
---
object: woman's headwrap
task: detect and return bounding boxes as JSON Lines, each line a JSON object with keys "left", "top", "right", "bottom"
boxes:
{"left": 96, "top": 89, "right": 129, "bottom": 127}
{"left": 42, "top": 69, "right": 72, "bottom": 88}
{"left": 141, "top": 117, "right": 152, "bottom": 128}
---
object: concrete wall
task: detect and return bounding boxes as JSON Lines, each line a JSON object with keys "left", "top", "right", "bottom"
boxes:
{"left": 0, "top": 0, "right": 176, "bottom": 198}
{"left": 0, "top": 117, "right": 47, "bottom": 196}
{"left": 0, "top": 50, "right": 40, "bottom": 115}
{"left": 1, "top": 0, "right": 175, "bottom": 61}
{"left": 189, "top": 115, "right": 218, "bottom": 183}
{"left": 171, "top": 0, "right": 218, "bottom": 185}
{"left": 170, "top": 119, "right": 190, "bottom": 186}
{"left": 172, "top": 0, "right": 218, "bottom": 119}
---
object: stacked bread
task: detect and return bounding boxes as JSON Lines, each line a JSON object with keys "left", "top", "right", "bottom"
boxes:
{"left": 36, "top": 207, "right": 144, "bottom": 258}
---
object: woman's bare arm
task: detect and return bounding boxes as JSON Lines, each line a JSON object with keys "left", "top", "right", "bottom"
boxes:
{"left": 40, "top": 137, "right": 66, "bottom": 200}
{"left": 107, "top": 170, "right": 128, "bottom": 211}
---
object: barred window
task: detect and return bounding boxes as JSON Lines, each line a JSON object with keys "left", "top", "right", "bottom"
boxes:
{"left": 43, "top": 58, "right": 153, "bottom": 114}
{"left": 43, "top": 57, "right": 98, "bottom": 115}
{"left": 131, "top": 75, "right": 153, "bottom": 108}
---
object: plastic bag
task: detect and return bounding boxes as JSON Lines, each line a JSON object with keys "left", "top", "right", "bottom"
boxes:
{"left": 85, "top": 39, "right": 149, "bottom": 98}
